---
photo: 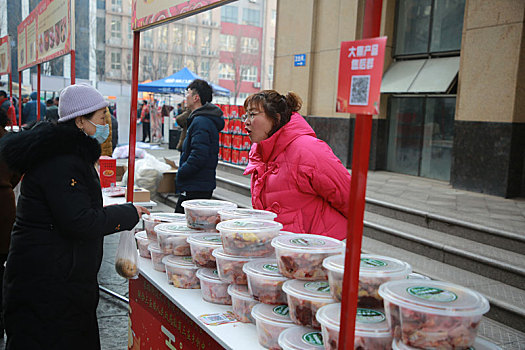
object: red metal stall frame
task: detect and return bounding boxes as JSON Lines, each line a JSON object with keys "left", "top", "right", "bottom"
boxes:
{"left": 339, "top": 0, "right": 384, "bottom": 349}
{"left": 0, "top": 36, "right": 14, "bottom": 130}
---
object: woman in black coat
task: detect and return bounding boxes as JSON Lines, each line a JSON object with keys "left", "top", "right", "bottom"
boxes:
{"left": 0, "top": 83, "right": 149, "bottom": 349}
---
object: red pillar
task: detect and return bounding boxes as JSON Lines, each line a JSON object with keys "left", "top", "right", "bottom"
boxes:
{"left": 37, "top": 64, "right": 41, "bottom": 121}
{"left": 126, "top": 31, "right": 141, "bottom": 202}
{"left": 339, "top": 1, "right": 383, "bottom": 349}
{"left": 18, "top": 71, "right": 22, "bottom": 128}
{"left": 9, "top": 73, "right": 14, "bottom": 130}
{"left": 70, "top": 50, "right": 75, "bottom": 85}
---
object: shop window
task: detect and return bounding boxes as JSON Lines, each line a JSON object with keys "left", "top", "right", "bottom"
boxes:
{"left": 241, "top": 66, "right": 257, "bottom": 82}
{"left": 242, "top": 9, "right": 260, "bottom": 26}
{"left": 110, "top": 18, "right": 121, "bottom": 39}
{"left": 220, "top": 34, "right": 236, "bottom": 52}
{"left": 241, "top": 37, "right": 259, "bottom": 54}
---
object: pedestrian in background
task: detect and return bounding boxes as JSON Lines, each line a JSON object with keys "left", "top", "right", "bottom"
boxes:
{"left": 100, "top": 107, "right": 114, "bottom": 157}
{"left": 45, "top": 98, "right": 59, "bottom": 124}
{"left": 175, "top": 79, "right": 224, "bottom": 213}
{"left": 243, "top": 90, "right": 351, "bottom": 240}
{"left": 175, "top": 101, "right": 191, "bottom": 152}
{"left": 0, "top": 83, "right": 149, "bottom": 349}
{"left": 0, "top": 108, "right": 21, "bottom": 338}
{"left": 111, "top": 112, "right": 119, "bottom": 153}
{"left": 140, "top": 100, "right": 151, "bottom": 143}
{"left": 22, "top": 91, "right": 46, "bottom": 125}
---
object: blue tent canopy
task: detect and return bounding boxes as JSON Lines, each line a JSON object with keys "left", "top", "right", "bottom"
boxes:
{"left": 137, "top": 67, "right": 230, "bottom": 97}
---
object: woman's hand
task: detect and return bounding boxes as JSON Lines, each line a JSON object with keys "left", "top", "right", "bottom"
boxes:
{"left": 134, "top": 205, "right": 150, "bottom": 218}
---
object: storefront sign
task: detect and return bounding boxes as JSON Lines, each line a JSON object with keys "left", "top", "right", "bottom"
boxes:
{"left": 132, "top": 0, "right": 236, "bottom": 31}
{"left": 17, "top": 0, "right": 74, "bottom": 71}
{"left": 0, "top": 36, "right": 11, "bottom": 75}
{"left": 336, "top": 37, "right": 387, "bottom": 115}
{"left": 129, "top": 275, "right": 224, "bottom": 349}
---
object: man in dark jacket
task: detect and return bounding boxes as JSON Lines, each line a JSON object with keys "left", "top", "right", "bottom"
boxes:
{"left": 22, "top": 91, "right": 46, "bottom": 124}
{"left": 175, "top": 79, "right": 224, "bottom": 213}
{"left": 45, "top": 98, "right": 59, "bottom": 124}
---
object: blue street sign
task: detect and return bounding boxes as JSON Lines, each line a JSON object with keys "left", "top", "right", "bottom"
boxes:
{"left": 294, "top": 54, "right": 306, "bottom": 67}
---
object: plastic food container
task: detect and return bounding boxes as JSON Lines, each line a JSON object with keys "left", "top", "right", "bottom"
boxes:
{"left": 243, "top": 259, "right": 289, "bottom": 304}
{"left": 315, "top": 303, "right": 340, "bottom": 350}
{"left": 162, "top": 255, "right": 200, "bottom": 289}
{"left": 187, "top": 233, "right": 222, "bottom": 268}
{"left": 135, "top": 231, "right": 151, "bottom": 258}
{"left": 227, "top": 284, "right": 259, "bottom": 323}
{"left": 279, "top": 231, "right": 298, "bottom": 235}
{"left": 358, "top": 254, "right": 412, "bottom": 308}
{"left": 278, "top": 326, "right": 325, "bottom": 350}
{"left": 272, "top": 234, "right": 344, "bottom": 280}
{"left": 195, "top": 268, "right": 232, "bottom": 305}
{"left": 391, "top": 337, "right": 501, "bottom": 350}
{"left": 218, "top": 208, "right": 277, "bottom": 222}
{"left": 154, "top": 223, "right": 201, "bottom": 255}
{"left": 282, "top": 280, "right": 336, "bottom": 329}
{"left": 142, "top": 213, "right": 186, "bottom": 240}
{"left": 322, "top": 254, "right": 344, "bottom": 301}
{"left": 147, "top": 243, "right": 169, "bottom": 272}
{"left": 251, "top": 303, "right": 295, "bottom": 349}
{"left": 212, "top": 248, "right": 258, "bottom": 284}
{"left": 182, "top": 199, "right": 237, "bottom": 231}
{"left": 217, "top": 219, "right": 282, "bottom": 257}
{"left": 379, "top": 280, "right": 490, "bottom": 349}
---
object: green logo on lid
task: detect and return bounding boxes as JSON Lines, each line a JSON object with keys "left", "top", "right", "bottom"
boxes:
{"left": 272, "top": 305, "right": 289, "bottom": 316}
{"left": 203, "top": 236, "right": 221, "bottom": 243}
{"left": 182, "top": 257, "right": 193, "bottom": 262}
{"left": 212, "top": 270, "right": 219, "bottom": 275}
{"left": 290, "top": 238, "right": 325, "bottom": 247}
{"left": 407, "top": 287, "right": 457, "bottom": 302}
{"left": 263, "top": 264, "right": 279, "bottom": 272}
{"left": 302, "top": 332, "right": 323, "bottom": 346}
{"left": 361, "top": 258, "right": 387, "bottom": 268}
{"left": 356, "top": 308, "right": 385, "bottom": 323}
{"left": 304, "top": 281, "right": 330, "bottom": 294}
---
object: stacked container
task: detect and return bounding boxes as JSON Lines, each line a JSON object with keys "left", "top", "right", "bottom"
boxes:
{"left": 187, "top": 233, "right": 222, "bottom": 268}
{"left": 251, "top": 303, "right": 295, "bottom": 349}
{"left": 243, "top": 259, "right": 290, "bottom": 304}
{"left": 196, "top": 268, "right": 232, "bottom": 305}
{"left": 278, "top": 326, "right": 325, "bottom": 350}
{"left": 154, "top": 223, "right": 202, "bottom": 256}
{"left": 181, "top": 199, "right": 236, "bottom": 231}
{"left": 162, "top": 255, "right": 200, "bottom": 289}
{"left": 227, "top": 284, "right": 259, "bottom": 323}
{"left": 142, "top": 212, "right": 186, "bottom": 241}
{"left": 216, "top": 219, "right": 282, "bottom": 257}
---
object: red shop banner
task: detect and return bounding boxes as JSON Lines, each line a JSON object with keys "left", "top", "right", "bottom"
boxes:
{"left": 336, "top": 36, "right": 387, "bottom": 115}
{"left": 129, "top": 275, "right": 224, "bottom": 350}
{"left": 0, "top": 36, "right": 10, "bottom": 75}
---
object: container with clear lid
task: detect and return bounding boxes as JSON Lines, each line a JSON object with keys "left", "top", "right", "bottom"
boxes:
{"left": 358, "top": 254, "right": 412, "bottom": 308}
{"left": 195, "top": 268, "right": 231, "bottom": 305}
{"left": 251, "top": 303, "right": 295, "bottom": 349}
{"left": 147, "top": 243, "right": 169, "bottom": 272}
{"left": 181, "top": 199, "right": 237, "bottom": 231}
{"left": 212, "top": 248, "right": 258, "bottom": 284}
{"left": 216, "top": 219, "right": 282, "bottom": 257}
{"left": 218, "top": 208, "right": 277, "bottom": 222}
{"left": 135, "top": 231, "right": 151, "bottom": 258}
{"left": 154, "top": 223, "right": 201, "bottom": 256}
{"left": 243, "top": 259, "right": 289, "bottom": 304}
{"left": 142, "top": 213, "right": 186, "bottom": 240}
{"left": 278, "top": 326, "right": 325, "bottom": 350}
{"left": 162, "top": 255, "right": 200, "bottom": 289}
{"left": 392, "top": 337, "right": 501, "bottom": 350}
{"left": 379, "top": 280, "right": 490, "bottom": 349}
{"left": 227, "top": 284, "right": 259, "bottom": 323}
{"left": 322, "top": 254, "right": 344, "bottom": 301}
{"left": 187, "top": 233, "right": 222, "bottom": 268}
{"left": 282, "top": 280, "right": 336, "bottom": 329}
{"left": 407, "top": 272, "right": 431, "bottom": 280}
{"left": 272, "top": 234, "right": 344, "bottom": 280}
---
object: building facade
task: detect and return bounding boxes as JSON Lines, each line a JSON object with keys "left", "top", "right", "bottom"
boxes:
{"left": 273, "top": 0, "right": 525, "bottom": 198}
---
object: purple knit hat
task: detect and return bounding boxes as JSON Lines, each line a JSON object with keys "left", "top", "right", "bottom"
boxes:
{"left": 58, "top": 83, "right": 108, "bottom": 123}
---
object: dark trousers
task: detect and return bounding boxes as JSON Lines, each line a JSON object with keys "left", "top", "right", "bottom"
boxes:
{"left": 0, "top": 253, "right": 6, "bottom": 334}
{"left": 175, "top": 190, "right": 213, "bottom": 213}
{"left": 142, "top": 122, "right": 150, "bottom": 142}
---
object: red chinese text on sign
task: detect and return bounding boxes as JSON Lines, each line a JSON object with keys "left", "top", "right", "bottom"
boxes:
{"left": 336, "top": 37, "right": 387, "bottom": 115}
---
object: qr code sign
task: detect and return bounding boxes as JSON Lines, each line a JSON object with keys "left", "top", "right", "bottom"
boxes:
{"left": 349, "top": 75, "right": 370, "bottom": 106}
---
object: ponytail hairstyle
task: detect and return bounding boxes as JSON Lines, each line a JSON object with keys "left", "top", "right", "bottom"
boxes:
{"left": 244, "top": 90, "right": 302, "bottom": 137}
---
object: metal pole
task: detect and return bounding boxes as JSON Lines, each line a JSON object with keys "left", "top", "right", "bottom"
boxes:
{"left": 99, "top": 285, "right": 129, "bottom": 304}
{"left": 37, "top": 64, "right": 41, "bottom": 121}
{"left": 70, "top": 50, "right": 75, "bottom": 85}
{"left": 9, "top": 73, "right": 13, "bottom": 130}
{"left": 339, "top": 1, "right": 383, "bottom": 349}
{"left": 126, "top": 31, "right": 141, "bottom": 202}
{"left": 18, "top": 71, "right": 22, "bottom": 128}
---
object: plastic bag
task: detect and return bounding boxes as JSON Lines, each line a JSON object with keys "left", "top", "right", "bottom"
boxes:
{"left": 121, "top": 153, "right": 172, "bottom": 193}
{"left": 115, "top": 230, "right": 139, "bottom": 279}
{"left": 112, "top": 145, "right": 147, "bottom": 159}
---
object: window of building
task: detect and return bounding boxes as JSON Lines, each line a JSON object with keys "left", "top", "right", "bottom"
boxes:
{"left": 201, "top": 29, "right": 211, "bottom": 55}
{"left": 268, "top": 64, "right": 273, "bottom": 79}
{"left": 186, "top": 58, "right": 196, "bottom": 72}
{"left": 394, "top": 0, "right": 465, "bottom": 57}
{"left": 220, "top": 34, "right": 236, "bottom": 52}
{"left": 110, "top": 18, "right": 121, "bottom": 39}
{"left": 241, "top": 65, "right": 257, "bottom": 82}
{"left": 242, "top": 9, "right": 260, "bottom": 26}
{"left": 241, "top": 37, "right": 259, "bottom": 54}
{"left": 111, "top": 0, "right": 122, "bottom": 12}
{"left": 126, "top": 53, "right": 132, "bottom": 73}
{"left": 96, "top": 17, "right": 106, "bottom": 44}
{"left": 111, "top": 51, "right": 121, "bottom": 70}
{"left": 157, "top": 27, "right": 168, "bottom": 50}
{"left": 159, "top": 54, "right": 168, "bottom": 76}
{"left": 172, "top": 55, "right": 183, "bottom": 72}
{"left": 271, "top": 10, "right": 276, "bottom": 26}
{"left": 200, "top": 11, "right": 212, "bottom": 25}
{"left": 142, "top": 30, "right": 153, "bottom": 49}
{"left": 172, "top": 25, "right": 183, "bottom": 52}
{"left": 386, "top": 96, "right": 455, "bottom": 181}
{"left": 97, "top": 0, "right": 106, "bottom": 10}
{"left": 219, "top": 63, "right": 235, "bottom": 80}
{"left": 200, "top": 59, "right": 210, "bottom": 79}
{"left": 187, "top": 27, "right": 196, "bottom": 53}
{"left": 127, "top": 20, "right": 133, "bottom": 41}
{"left": 221, "top": 6, "right": 238, "bottom": 23}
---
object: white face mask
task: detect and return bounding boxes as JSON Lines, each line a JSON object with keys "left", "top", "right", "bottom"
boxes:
{"left": 87, "top": 120, "right": 110, "bottom": 144}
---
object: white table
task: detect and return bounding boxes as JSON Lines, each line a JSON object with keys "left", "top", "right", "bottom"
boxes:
{"left": 102, "top": 193, "right": 157, "bottom": 208}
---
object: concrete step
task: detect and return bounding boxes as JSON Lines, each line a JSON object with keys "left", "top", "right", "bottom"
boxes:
{"left": 363, "top": 212, "right": 525, "bottom": 290}
{"left": 212, "top": 187, "right": 252, "bottom": 208}
{"left": 365, "top": 197, "right": 525, "bottom": 255}
{"left": 362, "top": 236, "right": 525, "bottom": 334}
{"left": 217, "top": 161, "right": 247, "bottom": 177}
{"left": 215, "top": 173, "right": 251, "bottom": 198}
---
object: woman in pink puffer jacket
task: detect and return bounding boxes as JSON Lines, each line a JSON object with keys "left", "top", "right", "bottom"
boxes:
{"left": 243, "top": 90, "right": 351, "bottom": 240}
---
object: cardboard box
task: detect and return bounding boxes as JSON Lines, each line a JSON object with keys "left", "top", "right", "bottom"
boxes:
{"left": 157, "top": 157, "right": 177, "bottom": 193}
{"left": 126, "top": 187, "right": 150, "bottom": 203}
{"left": 116, "top": 165, "right": 127, "bottom": 182}
{"left": 99, "top": 156, "right": 116, "bottom": 188}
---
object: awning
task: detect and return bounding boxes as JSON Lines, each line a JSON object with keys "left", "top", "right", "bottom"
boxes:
{"left": 380, "top": 56, "right": 460, "bottom": 94}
